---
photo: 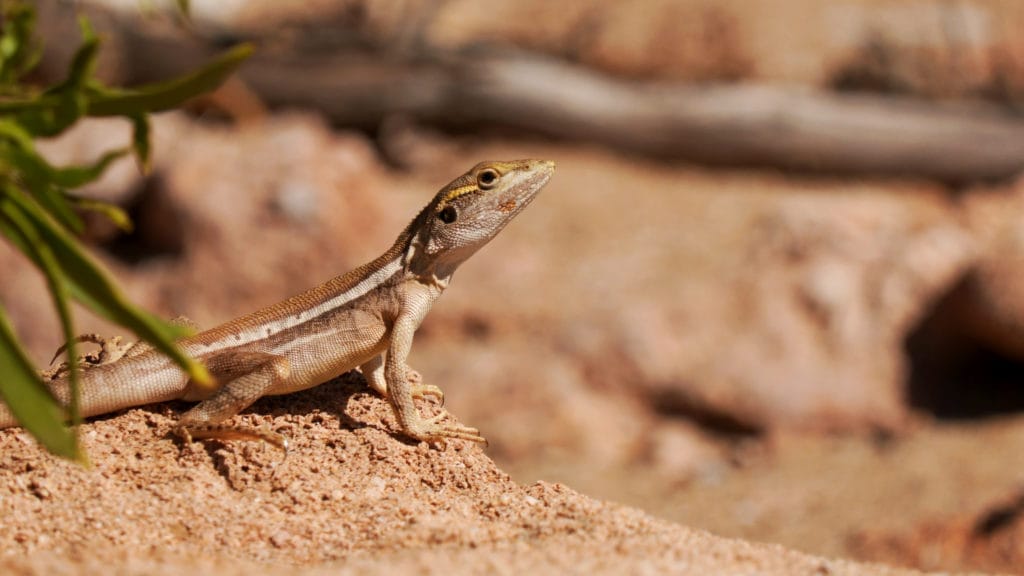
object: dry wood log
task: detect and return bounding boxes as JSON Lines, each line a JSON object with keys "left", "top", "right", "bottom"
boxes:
{"left": 240, "top": 50, "right": 1024, "bottom": 183}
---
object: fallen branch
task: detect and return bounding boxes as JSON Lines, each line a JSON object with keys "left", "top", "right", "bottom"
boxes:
{"left": 235, "top": 50, "right": 1024, "bottom": 183}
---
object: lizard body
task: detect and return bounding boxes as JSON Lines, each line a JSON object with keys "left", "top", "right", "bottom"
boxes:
{"left": 0, "top": 159, "right": 555, "bottom": 445}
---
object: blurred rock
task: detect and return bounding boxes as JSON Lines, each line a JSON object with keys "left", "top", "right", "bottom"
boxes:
{"left": 851, "top": 487, "right": 1024, "bottom": 574}
{"left": 960, "top": 177, "right": 1024, "bottom": 358}
{"left": 665, "top": 192, "right": 975, "bottom": 431}
{"left": 639, "top": 420, "right": 726, "bottom": 482}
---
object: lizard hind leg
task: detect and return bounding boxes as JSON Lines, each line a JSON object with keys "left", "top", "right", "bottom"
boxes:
{"left": 41, "top": 333, "right": 138, "bottom": 381}
{"left": 177, "top": 351, "right": 291, "bottom": 454}
{"left": 42, "top": 316, "right": 202, "bottom": 381}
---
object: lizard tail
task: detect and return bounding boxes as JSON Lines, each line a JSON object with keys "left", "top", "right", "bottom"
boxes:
{"left": 0, "top": 353, "right": 190, "bottom": 429}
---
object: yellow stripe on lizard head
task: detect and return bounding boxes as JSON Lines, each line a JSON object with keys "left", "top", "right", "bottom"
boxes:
{"left": 437, "top": 183, "right": 480, "bottom": 210}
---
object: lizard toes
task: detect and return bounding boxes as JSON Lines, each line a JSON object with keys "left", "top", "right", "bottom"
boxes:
{"left": 411, "top": 383, "right": 445, "bottom": 404}
{"left": 178, "top": 423, "right": 289, "bottom": 455}
{"left": 408, "top": 414, "right": 487, "bottom": 446}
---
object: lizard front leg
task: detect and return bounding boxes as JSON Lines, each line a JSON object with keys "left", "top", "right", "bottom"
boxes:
{"left": 384, "top": 316, "right": 486, "bottom": 445}
{"left": 177, "top": 351, "right": 291, "bottom": 451}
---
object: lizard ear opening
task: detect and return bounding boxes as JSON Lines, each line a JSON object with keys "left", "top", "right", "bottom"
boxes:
{"left": 438, "top": 205, "right": 458, "bottom": 224}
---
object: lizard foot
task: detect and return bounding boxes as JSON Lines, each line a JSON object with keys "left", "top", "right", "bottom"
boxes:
{"left": 405, "top": 412, "right": 488, "bottom": 446}
{"left": 411, "top": 384, "right": 445, "bottom": 403}
{"left": 406, "top": 370, "right": 444, "bottom": 403}
{"left": 42, "top": 333, "right": 137, "bottom": 380}
{"left": 176, "top": 424, "right": 289, "bottom": 455}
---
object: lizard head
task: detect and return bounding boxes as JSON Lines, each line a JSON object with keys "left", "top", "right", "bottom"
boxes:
{"left": 408, "top": 159, "right": 555, "bottom": 279}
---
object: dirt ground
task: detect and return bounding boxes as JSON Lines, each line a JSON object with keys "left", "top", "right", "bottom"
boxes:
{"left": 0, "top": 374, "right": 921, "bottom": 576}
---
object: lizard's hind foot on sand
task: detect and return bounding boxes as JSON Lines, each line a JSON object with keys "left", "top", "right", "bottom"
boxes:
{"left": 175, "top": 423, "right": 289, "bottom": 457}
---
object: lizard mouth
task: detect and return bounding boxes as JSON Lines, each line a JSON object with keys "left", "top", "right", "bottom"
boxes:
{"left": 500, "top": 160, "right": 553, "bottom": 215}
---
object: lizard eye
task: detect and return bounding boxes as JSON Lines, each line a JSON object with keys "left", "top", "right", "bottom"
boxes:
{"left": 438, "top": 205, "right": 458, "bottom": 224}
{"left": 477, "top": 168, "right": 499, "bottom": 189}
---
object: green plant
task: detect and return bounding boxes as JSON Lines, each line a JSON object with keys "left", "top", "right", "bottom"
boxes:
{"left": 0, "top": 1, "right": 252, "bottom": 461}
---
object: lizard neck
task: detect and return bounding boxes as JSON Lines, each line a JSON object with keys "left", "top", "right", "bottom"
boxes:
{"left": 399, "top": 199, "right": 473, "bottom": 290}
{"left": 402, "top": 229, "right": 455, "bottom": 292}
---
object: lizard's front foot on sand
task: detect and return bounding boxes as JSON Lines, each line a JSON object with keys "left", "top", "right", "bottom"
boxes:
{"left": 403, "top": 412, "right": 487, "bottom": 446}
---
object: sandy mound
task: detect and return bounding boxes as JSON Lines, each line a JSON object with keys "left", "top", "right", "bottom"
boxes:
{"left": 0, "top": 372, "right": 922, "bottom": 575}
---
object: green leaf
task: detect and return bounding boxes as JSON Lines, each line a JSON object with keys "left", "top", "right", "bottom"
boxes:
{"left": 0, "top": 116, "right": 34, "bottom": 148}
{"left": 1, "top": 186, "right": 212, "bottom": 389}
{"left": 1, "top": 144, "right": 84, "bottom": 232}
{"left": 0, "top": 183, "right": 83, "bottom": 427}
{"left": 50, "top": 148, "right": 128, "bottom": 189}
{"left": 0, "top": 44, "right": 253, "bottom": 126}
{"left": 0, "top": 116, "right": 127, "bottom": 231}
{"left": 0, "top": 203, "right": 82, "bottom": 461}
{"left": 0, "top": 306, "right": 81, "bottom": 460}
{"left": 0, "top": 129, "right": 81, "bottom": 231}
{"left": 5, "top": 142, "right": 126, "bottom": 189}
{"left": 25, "top": 180, "right": 83, "bottom": 233}
{"left": 130, "top": 114, "right": 151, "bottom": 173}
{"left": 87, "top": 44, "right": 254, "bottom": 117}
{"left": 0, "top": 94, "right": 60, "bottom": 115}
{"left": 0, "top": 2, "right": 41, "bottom": 84}
{"left": 15, "top": 21, "right": 99, "bottom": 137}
{"left": 69, "top": 196, "right": 133, "bottom": 232}
{"left": 63, "top": 17, "right": 100, "bottom": 90}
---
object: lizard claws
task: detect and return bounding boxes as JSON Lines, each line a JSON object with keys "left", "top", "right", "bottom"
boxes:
{"left": 406, "top": 370, "right": 445, "bottom": 405}
{"left": 406, "top": 413, "right": 487, "bottom": 446}
{"left": 176, "top": 424, "right": 290, "bottom": 457}
{"left": 49, "top": 333, "right": 134, "bottom": 366}
{"left": 411, "top": 383, "right": 445, "bottom": 404}
{"left": 43, "top": 333, "right": 138, "bottom": 382}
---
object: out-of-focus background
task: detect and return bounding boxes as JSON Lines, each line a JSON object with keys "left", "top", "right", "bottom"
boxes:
{"left": 8, "top": 0, "right": 1024, "bottom": 572}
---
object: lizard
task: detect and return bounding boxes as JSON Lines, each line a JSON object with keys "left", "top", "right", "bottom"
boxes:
{"left": 0, "top": 159, "right": 555, "bottom": 448}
